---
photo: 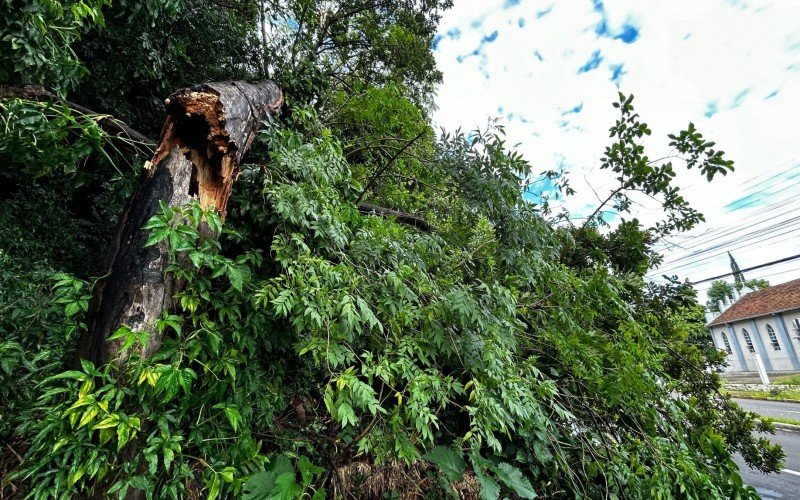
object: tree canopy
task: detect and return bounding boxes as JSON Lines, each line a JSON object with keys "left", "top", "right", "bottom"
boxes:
{"left": 0, "top": 1, "right": 783, "bottom": 498}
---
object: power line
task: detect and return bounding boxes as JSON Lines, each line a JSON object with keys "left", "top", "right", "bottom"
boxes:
{"left": 693, "top": 263, "right": 800, "bottom": 289}
{"left": 666, "top": 189, "right": 800, "bottom": 252}
{"left": 648, "top": 162, "right": 800, "bottom": 257}
{"left": 693, "top": 265, "right": 800, "bottom": 293}
{"left": 688, "top": 253, "right": 800, "bottom": 285}
{"left": 651, "top": 218, "right": 800, "bottom": 276}
{"left": 630, "top": 160, "right": 800, "bottom": 282}
{"left": 721, "top": 169, "right": 800, "bottom": 211}
{"left": 650, "top": 202, "right": 800, "bottom": 269}
{"left": 653, "top": 196, "right": 800, "bottom": 255}
{"left": 647, "top": 200, "right": 800, "bottom": 277}
{"left": 646, "top": 161, "right": 800, "bottom": 285}
{"left": 658, "top": 216, "right": 800, "bottom": 268}
{"left": 733, "top": 159, "right": 800, "bottom": 190}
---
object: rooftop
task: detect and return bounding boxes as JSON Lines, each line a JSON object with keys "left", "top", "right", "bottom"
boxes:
{"left": 708, "top": 278, "right": 800, "bottom": 327}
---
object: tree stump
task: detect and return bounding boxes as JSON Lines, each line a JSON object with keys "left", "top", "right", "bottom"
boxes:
{"left": 77, "top": 81, "right": 282, "bottom": 365}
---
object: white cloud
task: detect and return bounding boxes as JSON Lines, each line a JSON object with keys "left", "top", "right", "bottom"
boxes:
{"left": 432, "top": 0, "right": 800, "bottom": 300}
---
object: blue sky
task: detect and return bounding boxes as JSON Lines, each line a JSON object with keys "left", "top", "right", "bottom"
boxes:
{"left": 432, "top": 0, "right": 800, "bottom": 298}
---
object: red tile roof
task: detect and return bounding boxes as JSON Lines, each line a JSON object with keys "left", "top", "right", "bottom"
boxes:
{"left": 708, "top": 278, "right": 800, "bottom": 327}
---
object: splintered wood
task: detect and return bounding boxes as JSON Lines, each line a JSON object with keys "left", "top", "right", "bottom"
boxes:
{"left": 77, "top": 80, "right": 282, "bottom": 365}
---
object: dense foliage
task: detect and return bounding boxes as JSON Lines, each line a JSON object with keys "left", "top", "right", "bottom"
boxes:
{"left": 0, "top": 0, "right": 783, "bottom": 498}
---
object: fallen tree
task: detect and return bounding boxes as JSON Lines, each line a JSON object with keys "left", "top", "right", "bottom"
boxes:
{"left": 1, "top": 84, "right": 431, "bottom": 236}
{"left": 2, "top": 0, "right": 786, "bottom": 495}
{"left": 77, "top": 80, "right": 283, "bottom": 365}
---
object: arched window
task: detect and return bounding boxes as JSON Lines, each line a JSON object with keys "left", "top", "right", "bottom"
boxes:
{"left": 721, "top": 332, "right": 733, "bottom": 354}
{"left": 742, "top": 328, "right": 756, "bottom": 353}
{"left": 766, "top": 324, "right": 781, "bottom": 351}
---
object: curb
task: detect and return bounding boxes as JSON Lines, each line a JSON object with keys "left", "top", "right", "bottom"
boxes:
{"left": 770, "top": 422, "right": 800, "bottom": 432}
{"left": 754, "top": 419, "right": 800, "bottom": 432}
{"left": 729, "top": 395, "right": 800, "bottom": 403}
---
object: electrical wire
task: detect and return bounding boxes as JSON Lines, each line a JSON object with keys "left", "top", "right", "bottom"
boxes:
{"left": 649, "top": 161, "right": 800, "bottom": 250}
{"left": 652, "top": 218, "right": 800, "bottom": 276}
{"left": 652, "top": 196, "right": 800, "bottom": 254}
{"left": 686, "top": 253, "right": 800, "bottom": 285}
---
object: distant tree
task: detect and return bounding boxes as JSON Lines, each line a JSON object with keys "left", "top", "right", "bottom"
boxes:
{"left": 738, "top": 278, "right": 769, "bottom": 293}
{"left": 706, "top": 278, "right": 769, "bottom": 312}
{"left": 728, "top": 251, "right": 746, "bottom": 285}
{"left": 707, "top": 280, "right": 736, "bottom": 312}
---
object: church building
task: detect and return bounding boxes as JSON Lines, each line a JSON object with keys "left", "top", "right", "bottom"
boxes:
{"left": 707, "top": 278, "right": 800, "bottom": 372}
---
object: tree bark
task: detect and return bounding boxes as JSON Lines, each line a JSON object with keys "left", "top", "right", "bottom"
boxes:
{"left": 77, "top": 80, "right": 283, "bottom": 365}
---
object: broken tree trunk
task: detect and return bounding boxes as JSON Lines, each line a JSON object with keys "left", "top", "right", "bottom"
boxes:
{"left": 77, "top": 80, "right": 283, "bottom": 365}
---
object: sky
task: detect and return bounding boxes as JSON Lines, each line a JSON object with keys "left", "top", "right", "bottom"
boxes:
{"left": 431, "top": 0, "right": 800, "bottom": 302}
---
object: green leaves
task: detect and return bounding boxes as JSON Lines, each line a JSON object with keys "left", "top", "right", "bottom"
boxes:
{"left": 242, "top": 455, "right": 324, "bottom": 500}
{"left": 154, "top": 365, "right": 196, "bottom": 402}
{"left": 422, "top": 448, "right": 537, "bottom": 499}
{"left": 423, "top": 446, "right": 466, "bottom": 482}
{"left": 668, "top": 122, "right": 734, "bottom": 181}
{"left": 213, "top": 403, "right": 243, "bottom": 432}
{"left": 108, "top": 325, "right": 150, "bottom": 354}
{"left": 51, "top": 272, "right": 91, "bottom": 319}
{"left": 586, "top": 92, "right": 733, "bottom": 238}
{"left": 115, "top": 415, "right": 141, "bottom": 450}
{"left": 297, "top": 456, "right": 324, "bottom": 487}
{"left": 473, "top": 463, "right": 501, "bottom": 500}
{"left": 493, "top": 463, "right": 537, "bottom": 499}
{"left": 0, "top": 0, "right": 111, "bottom": 91}
{"left": 242, "top": 456, "right": 293, "bottom": 500}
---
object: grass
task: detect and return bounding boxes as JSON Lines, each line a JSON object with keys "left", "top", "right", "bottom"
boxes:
{"left": 761, "top": 416, "right": 800, "bottom": 427}
{"left": 771, "top": 373, "right": 800, "bottom": 385}
{"left": 720, "top": 372, "right": 800, "bottom": 386}
{"left": 725, "top": 389, "right": 800, "bottom": 402}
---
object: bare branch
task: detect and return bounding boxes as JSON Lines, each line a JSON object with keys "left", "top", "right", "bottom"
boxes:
{"left": 355, "top": 129, "right": 426, "bottom": 204}
{"left": 357, "top": 202, "right": 430, "bottom": 231}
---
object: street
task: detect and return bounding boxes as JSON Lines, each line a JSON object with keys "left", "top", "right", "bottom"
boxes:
{"left": 735, "top": 398, "right": 800, "bottom": 422}
{"left": 733, "top": 399, "right": 800, "bottom": 499}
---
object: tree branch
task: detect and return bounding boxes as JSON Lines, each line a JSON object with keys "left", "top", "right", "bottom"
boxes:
{"left": 355, "top": 129, "right": 426, "bottom": 204}
{"left": 581, "top": 185, "right": 623, "bottom": 228}
{"left": 357, "top": 202, "right": 430, "bottom": 231}
{"left": 0, "top": 85, "right": 154, "bottom": 155}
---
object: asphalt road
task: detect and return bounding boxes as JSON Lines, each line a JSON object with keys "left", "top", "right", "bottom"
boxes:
{"left": 732, "top": 398, "right": 800, "bottom": 499}
{"left": 735, "top": 398, "right": 800, "bottom": 421}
